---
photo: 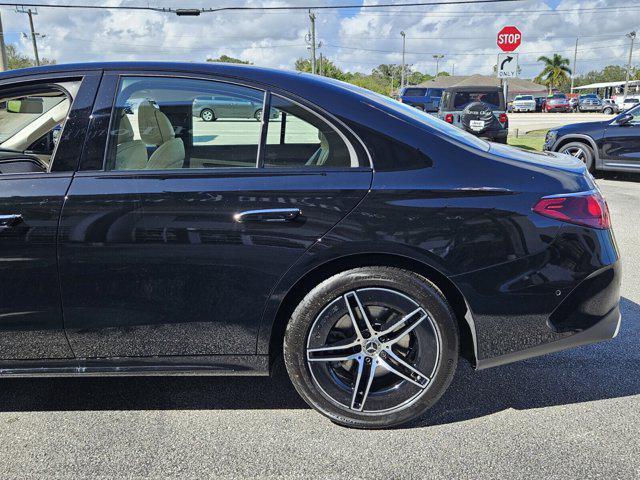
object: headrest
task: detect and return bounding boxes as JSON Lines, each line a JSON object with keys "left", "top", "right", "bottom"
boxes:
{"left": 117, "top": 114, "right": 135, "bottom": 144}
{"left": 137, "top": 101, "right": 175, "bottom": 146}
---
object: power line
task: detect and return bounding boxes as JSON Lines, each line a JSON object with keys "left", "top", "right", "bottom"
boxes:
{"left": 0, "top": 0, "right": 526, "bottom": 14}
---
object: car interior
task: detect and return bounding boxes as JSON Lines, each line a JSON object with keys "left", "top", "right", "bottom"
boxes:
{"left": 0, "top": 81, "right": 78, "bottom": 174}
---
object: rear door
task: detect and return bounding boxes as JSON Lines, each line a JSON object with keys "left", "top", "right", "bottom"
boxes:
{"left": 0, "top": 72, "right": 99, "bottom": 361}
{"left": 58, "top": 72, "right": 372, "bottom": 358}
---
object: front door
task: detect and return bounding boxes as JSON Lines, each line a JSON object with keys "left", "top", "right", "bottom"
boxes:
{"left": 58, "top": 73, "right": 372, "bottom": 358}
{"left": 0, "top": 73, "right": 98, "bottom": 361}
{"left": 602, "top": 106, "right": 640, "bottom": 166}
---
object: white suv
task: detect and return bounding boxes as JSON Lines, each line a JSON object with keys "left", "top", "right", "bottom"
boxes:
{"left": 512, "top": 95, "right": 536, "bottom": 112}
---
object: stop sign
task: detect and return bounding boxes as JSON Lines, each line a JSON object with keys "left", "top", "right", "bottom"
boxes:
{"left": 497, "top": 26, "right": 522, "bottom": 52}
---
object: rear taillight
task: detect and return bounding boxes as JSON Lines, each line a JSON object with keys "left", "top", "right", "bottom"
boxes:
{"left": 532, "top": 191, "right": 611, "bottom": 229}
{"left": 445, "top": 113, "right": 454, "bottom": 123}
{"left": 499, "top": 113, "right": 508, "bottom": 124}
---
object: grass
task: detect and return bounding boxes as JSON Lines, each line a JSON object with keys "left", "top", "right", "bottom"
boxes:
{"left": 507, "top": 128, "right": 548, "bottom": 151}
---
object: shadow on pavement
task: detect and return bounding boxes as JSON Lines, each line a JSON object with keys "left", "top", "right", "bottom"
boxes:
{"left": 0, "top": 298, "right": 637, "bottom": 427}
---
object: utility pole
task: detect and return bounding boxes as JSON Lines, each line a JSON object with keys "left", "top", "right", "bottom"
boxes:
{"left": 570, "top": 37, "right": 578, "bottom": 93}
{"left": 319, "top": 52, "right": 323, "bottom": 76}
{"left": 308, "top": 11, "right": 316, "bottom": 75}
{"left": 400, "top": 31, "right": 406, "bottom": 90}
{"left": 433, "top": 54, "right": 444, "bottom": 76}
{"left": 0, "top": 11, "right": 8, "bottom": 71}
{"left": 623, "top": 31, "right": 636, "bottom": 100}
{"left": 17, "top": 7, "right": 42, "bottom": 66}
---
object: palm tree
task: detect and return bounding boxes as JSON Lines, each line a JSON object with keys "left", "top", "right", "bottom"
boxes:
{"left": 535, "top": 54, "right": 572, "bottom": 92}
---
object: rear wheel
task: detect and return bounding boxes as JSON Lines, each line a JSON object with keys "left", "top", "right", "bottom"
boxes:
{"left": 254, "top": 109, "right": 263, "bottom": 121}
{"left": 559, "top": 141, "right": 595, "bottom": 172}
{"left": 283, "top": 267, "right": 459, "bottom": 429}
{"left": 603, "top": 107, "right": 613, "bottom": 115}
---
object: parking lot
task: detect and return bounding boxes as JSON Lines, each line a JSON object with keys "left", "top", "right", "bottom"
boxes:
{"left": 0, "top": 176, "right": 637, "bottom": 479}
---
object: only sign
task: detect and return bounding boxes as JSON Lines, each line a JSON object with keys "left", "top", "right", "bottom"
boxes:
{"left": 497, "top": 26, "right": 522, "bottom": 52}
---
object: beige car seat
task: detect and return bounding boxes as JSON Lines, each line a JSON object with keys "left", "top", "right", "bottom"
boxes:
{"left": 137, "top": 101, "right": 185, "bottom": 169}
{"left": 115, "top": 115, "right": 148, "bottom": 170}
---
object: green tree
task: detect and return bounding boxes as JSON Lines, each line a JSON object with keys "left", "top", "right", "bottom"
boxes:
{"left": 206, "top": 54, "right": 251, "bottom": 65}
{"left": 535, "top": 53, "right": 572, "bottom": 92}
{"left": 6, "top": 44, "right": 55, "bottom": 70}
{"left": 294, "top": 57, "right": 345, "bottom": 80}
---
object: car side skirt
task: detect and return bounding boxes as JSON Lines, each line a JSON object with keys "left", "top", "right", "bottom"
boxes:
{"left": 0, "top": 355, "right": 270, "bottom": 378}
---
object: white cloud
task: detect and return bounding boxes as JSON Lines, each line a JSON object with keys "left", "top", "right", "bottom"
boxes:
{"left": 2, "top": 0, "right": 638, "bottom": 78}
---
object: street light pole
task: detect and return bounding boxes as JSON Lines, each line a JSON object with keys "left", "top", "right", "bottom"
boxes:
{"left": 570, "top": 37, "right": 578, "bottom": 93}
{"left": 433, "top": 54, "right": 444, "bottom": 76}
{"left": 623, "top": 31, "right": 636, "bottom": 100}
{"left": 400, "top": 31, "right": 406, "bottom": 90}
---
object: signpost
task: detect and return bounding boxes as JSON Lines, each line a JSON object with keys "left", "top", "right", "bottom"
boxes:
{"left": 497, "top": 26, "right": 522, "bottom": 113}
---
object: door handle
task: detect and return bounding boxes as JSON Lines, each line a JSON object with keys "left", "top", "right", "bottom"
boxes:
{"left": 234, "top": 208, "right": 302, "bottom": 223}
{"left": 0, "top": 214, "right": 23, "bottom": 228}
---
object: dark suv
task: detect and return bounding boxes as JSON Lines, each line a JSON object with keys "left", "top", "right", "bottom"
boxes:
{"left": 544, "top": 104, "right": 640, "bottom": 172}
{"left": 438, "top": 86, "right": 508, "bottom": 143}
{"left": 399, "top": 87, "right": 444, "bottom": 113}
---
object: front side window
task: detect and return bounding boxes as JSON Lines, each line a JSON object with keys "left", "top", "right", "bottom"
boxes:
{"left": 0, "top": 82, "right": 77, "bottom": 172}
{"left": 107, "top": 76, "right": 265, "bottom": 171}
{"left": 264, "top": 95, "right": 354, "bottom": 168}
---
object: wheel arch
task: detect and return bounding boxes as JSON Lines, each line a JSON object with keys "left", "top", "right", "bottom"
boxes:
{"left": 554, "top": 134, "right": 601, "bottom": 169}
{"left": 263, "top": 252, "right": 478, "bottom": 370}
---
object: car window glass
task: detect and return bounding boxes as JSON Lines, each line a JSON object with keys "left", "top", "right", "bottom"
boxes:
{"left": 106, "top": 76, "right": 265, "bottom": 171}
{"left": 403, "top": 88, "right": 427, "bottom": 96}
{"left": 264, "top": 95, "right": 355, "bottom": 168}
{"left": 453, "top": 91, "right": 501, "bottom": 109}
{"left": 0, "top": 83, "right": 76, "bottom": 172}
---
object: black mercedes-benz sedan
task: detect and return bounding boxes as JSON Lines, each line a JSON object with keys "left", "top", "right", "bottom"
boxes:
{"left": 0, "top": 62, "right": 621, "bottom": 429}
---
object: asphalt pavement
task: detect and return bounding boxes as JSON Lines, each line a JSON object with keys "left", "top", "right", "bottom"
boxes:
{"left": 0, "top": 176, "right": 638, "bottom": 479}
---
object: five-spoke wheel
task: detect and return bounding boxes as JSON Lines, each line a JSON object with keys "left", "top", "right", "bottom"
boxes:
{"left": 284, "top": 267, "right": 459, "bottom": 429}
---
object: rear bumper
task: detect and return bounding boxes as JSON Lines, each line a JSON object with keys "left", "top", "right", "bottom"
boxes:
{"left": 452, "top": 225, "right": 621, "bottom": 369}
{"left": 476, "top": 302, "right": 620, "bottom": 369}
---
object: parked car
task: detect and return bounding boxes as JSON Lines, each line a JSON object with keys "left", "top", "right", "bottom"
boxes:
{"left": 193, "top": 94, "right": 278, "bottom": 121}
{"left": 601, "top": 98, "right": 620, "bottom": 115}
{"left": 511, "top": 94, "right": 536, "bottom": 112}
{"left": 399, "top": 86, "right": 444, "bottom": 113}
{"left": 438, "top": 86, "right": 508, "bottom": 143}
{"left": 578, "top": 93, "right": 603, "bottom": 112}
{"left": 544, "top": 104, "right": 640, "bottom": 173}
{"left": 0, "top": 62, "right": 621, "bottom": 429}
{"left": 544, "top": 93, "right": 571, "bottom": 112}
{"left": 620, "top": 97, "right": 640, "bottom": 111}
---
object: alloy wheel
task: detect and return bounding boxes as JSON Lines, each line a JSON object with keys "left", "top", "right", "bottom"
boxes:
{"left": 201, "top": 109, "right": 214, "bottom": 122}
{"left": 305, "top": 288, "right": 441, "bottom": 414}
{"left": 563, "top": 145, "right": 586, "bottom": 162}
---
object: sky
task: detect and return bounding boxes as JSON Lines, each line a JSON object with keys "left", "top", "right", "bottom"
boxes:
{"left": 0, "top": 0, "right": 637, "bottom": 79}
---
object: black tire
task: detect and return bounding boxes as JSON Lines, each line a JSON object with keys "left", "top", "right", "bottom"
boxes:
{"left": 254, "top": 109, "right": 263, "bottom": 121}
{"left": 559, "top": 141, "right": 595, "bottom": 172}
{"left": 283, "top": 267, "right": 459, "bottom": 429}
{"left": 200, "top": 109, "right": 216, "bottom": 122}
{"left": 603, "top": 107, "right": 613, "bottom": 115}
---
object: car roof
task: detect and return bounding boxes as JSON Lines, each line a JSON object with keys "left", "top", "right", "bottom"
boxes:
{"left": 444, "top": 86, "right": 502, "bottom": 93}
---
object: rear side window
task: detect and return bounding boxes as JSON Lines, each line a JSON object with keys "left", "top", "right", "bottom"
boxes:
{"left": 106, "top": 76, "right": 264, "bottom": 171}
{"left": 403, "top": 88, "right": 427, "bottom": 97}
{"left": 264, "top": 95, "right": 355, "bottom": 168}
{"left": 430, "top": 89, "right": 443, "bottom": 97}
